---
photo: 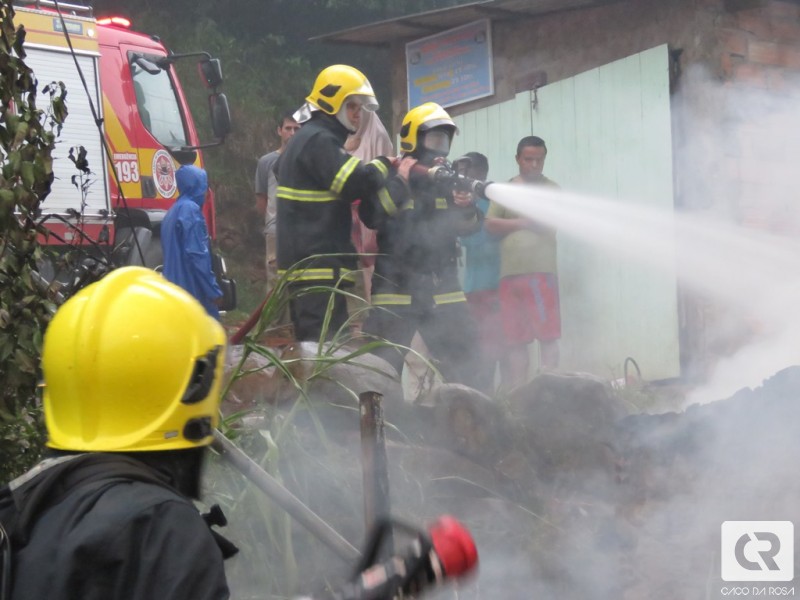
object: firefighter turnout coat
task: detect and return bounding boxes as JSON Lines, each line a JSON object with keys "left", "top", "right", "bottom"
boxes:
{"left": 2, "top": 453, "right": 230, "bottom": 600}
{"left": 276, "top": 113, "right": 391, "bottom": 285}
{"left": 359, "top": 169, "right": 482, "bottom": 307}
{"left": 359, "top": 168, "right": 484, "bottom": 387}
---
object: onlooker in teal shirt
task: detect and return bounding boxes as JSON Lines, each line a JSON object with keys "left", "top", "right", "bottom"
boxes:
{"left": 461, "top": 195, "right": 501, "bottom": 293}
{"left": 456, "top": 152, "right": 502, "bottom": 393}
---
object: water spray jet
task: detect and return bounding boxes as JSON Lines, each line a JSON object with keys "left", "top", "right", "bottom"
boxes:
{"left": 482, "top": 183, "right": 800, "bottom": 402}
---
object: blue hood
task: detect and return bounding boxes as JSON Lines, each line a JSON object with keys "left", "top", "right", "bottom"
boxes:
{"left": 176, "top": 165, "right": 208, "bottom": 207}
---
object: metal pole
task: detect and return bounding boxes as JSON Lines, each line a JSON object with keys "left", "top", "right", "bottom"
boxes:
{"left": 211, "top": 430, "right": 360, "bottom": 563}
{"left": 359, "top": 391, "right": 393, "bottom": 554}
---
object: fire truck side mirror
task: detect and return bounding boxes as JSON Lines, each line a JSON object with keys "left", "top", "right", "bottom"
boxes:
{"left": 132, "top": 53, "right": 161, "bottom": 75}
{"left": 209, "top": 93, "right": 232, "bottom": 140}
{"left": 199, "top": 58, "right": 223, "bottom": 89}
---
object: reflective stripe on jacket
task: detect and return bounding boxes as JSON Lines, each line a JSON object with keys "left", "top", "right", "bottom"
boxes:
{"left": 276, "top": 113, "right": 391, "bottom": 281}
{"left": 371, "top": 289, "right": 467, "bottom": 306}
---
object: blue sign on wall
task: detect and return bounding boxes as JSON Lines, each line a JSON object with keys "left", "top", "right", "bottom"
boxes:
{"left": 406, "top": 19, "right": 494, "bottom": 109}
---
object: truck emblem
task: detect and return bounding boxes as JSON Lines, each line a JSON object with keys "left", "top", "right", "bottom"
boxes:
{"left": 152, "top": 149, "right": 177, "bottom": 198}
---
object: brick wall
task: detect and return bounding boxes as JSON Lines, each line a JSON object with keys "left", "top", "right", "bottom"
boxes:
{"left": 723, "top": 1, "right": 800, "bottom": 81}
{"left": 716, "top": 1, "right": 800, "bottom": 234}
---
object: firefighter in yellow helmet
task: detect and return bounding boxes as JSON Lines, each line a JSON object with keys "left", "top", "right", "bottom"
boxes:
{"left": 276, "top": 65, "right": 415, "bottom": 341}
{"left": 358, "top": 103, "right": 485, "bottom": 390}
{"left": 1, "top": 267, "right": 234, "bottom": 600}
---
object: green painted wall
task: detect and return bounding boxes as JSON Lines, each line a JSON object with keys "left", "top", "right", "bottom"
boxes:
{"left": 450, "top": 44, "right": 680, "bottom": 381}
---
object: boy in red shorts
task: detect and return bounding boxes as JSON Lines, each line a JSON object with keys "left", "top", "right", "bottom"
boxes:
{"left": 485, "top": 136, "right": 560, "bottom": 389}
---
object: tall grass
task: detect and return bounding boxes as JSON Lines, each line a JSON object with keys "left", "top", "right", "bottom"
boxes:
{"left": 206, "top": 257, "right": 425, "bottom": 599}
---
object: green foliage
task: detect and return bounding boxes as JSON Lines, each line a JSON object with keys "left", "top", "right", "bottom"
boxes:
{"left": 208, "top": 265, "right": 423, "bottom": 597}
{"left": 205, "top": 424, "right": 303, "bottom": 599}
{"left": 0, "top": 2, "right": 65, "bottom": 481}
{"left": 222, "top": 257, "right": 403, "bottom": 402}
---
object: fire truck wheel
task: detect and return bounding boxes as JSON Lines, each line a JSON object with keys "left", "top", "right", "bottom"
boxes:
{"left": 143, "top": 237, "right": 164, "bottom": 271}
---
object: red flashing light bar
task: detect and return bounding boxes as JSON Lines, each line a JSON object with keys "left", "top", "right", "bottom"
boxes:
{"left": 96, "top": 16, "right": 131, "bottom": 28}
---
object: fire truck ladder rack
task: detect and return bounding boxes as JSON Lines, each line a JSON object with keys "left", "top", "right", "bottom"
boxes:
{"left": 15, "top": 0, "right": 93, "bottom": 17}
{"left": 19, "top": 1, "right": 92, "bottom": 17}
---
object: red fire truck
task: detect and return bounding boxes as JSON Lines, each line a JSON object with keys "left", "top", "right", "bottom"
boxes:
{"left": 17, "top": 1, "right": 234, "bottom": 305}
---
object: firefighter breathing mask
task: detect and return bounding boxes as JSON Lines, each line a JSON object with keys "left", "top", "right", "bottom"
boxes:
{"left": 421, "top": 129, "right": 452, "bottom": 155}
{"left": 411, "top": 125, "right": 455, "bottom": 166}
{"left": 42, "top": 267, "right": 227, "bottom": 453}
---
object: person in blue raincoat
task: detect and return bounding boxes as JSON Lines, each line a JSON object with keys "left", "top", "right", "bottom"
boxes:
{"left": 161, "top": 165, "right": 223, "bottom": 318}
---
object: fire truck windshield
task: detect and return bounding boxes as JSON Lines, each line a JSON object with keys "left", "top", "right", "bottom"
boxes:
{"left": 131, "top": 59, "right": 189, "bottom": 148}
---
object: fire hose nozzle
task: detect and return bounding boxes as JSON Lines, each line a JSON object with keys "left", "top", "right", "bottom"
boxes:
{"left": 469, "top": 179, "right": 493, "bottom": 199}
{"left": 402, "top": 162, "right": 453, "bottom": 183}
{"left": 421, "top": 164, "right": 492, "bottom": 197}
{"left": 425, "top": 164, "right": 455, "bottom": 183}
{"left": 396, "top": 160, "right": 492, "bottom": 199}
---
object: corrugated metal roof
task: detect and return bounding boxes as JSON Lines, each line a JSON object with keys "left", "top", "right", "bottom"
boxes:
{"left": 312, "top": 0, "right": 623, "bottom": 46}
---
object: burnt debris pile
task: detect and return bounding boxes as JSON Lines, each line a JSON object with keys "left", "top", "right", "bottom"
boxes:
{"left": 219, "top": 358, "right": 800, "bottom": 599}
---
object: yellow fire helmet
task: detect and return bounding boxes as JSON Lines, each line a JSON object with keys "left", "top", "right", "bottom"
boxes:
{"left": 399, "top": 102, "right": 457, "bottom": 154}
{"left": 42, "top": 267, "right": 227, "bottom": 453}
{"left": 306, "top": 64, "right": 378, "bottom": 115}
